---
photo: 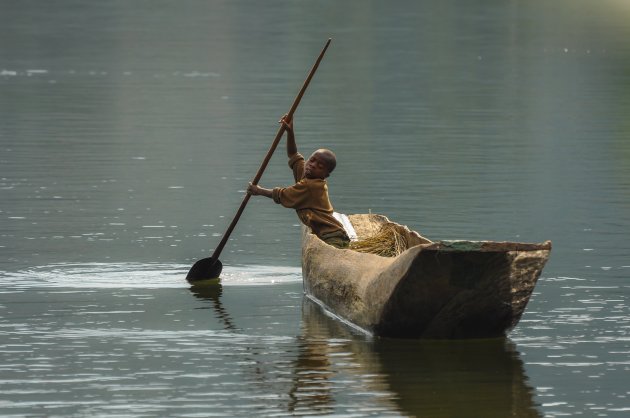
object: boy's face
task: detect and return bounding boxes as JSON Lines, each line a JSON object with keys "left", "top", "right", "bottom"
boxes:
{"left": 305, "top": 152, "right": 330, "bottom": 179}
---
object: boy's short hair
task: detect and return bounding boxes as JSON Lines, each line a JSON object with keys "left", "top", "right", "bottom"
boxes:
{"left": 317, "top": 149, "right": 337, "bottom": 174}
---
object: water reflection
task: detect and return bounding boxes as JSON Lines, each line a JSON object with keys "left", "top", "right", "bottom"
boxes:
{"left": 295, "top": 299, "right": 542, "bottom": 417}
{"left": 189, "top": 285, "right": 541, "bottom": 416}
{"left": 189, "top": 283, "right": 238, "bottom": 331}
{"left": 288, "top": 335, "right": 335, "bottom": 415}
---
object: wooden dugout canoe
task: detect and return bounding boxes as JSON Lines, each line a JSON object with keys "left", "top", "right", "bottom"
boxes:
{"left": 301, "top": 214, "right": 551, "bottom": 339}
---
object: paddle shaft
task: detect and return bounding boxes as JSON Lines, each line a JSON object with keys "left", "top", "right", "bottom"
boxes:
{"left": 208, "top": 39, "right": 331, "bottom": 264}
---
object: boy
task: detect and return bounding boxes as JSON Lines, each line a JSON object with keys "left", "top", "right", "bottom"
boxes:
{"left": 247, "top": 115, "right": 350, "bottom": 248}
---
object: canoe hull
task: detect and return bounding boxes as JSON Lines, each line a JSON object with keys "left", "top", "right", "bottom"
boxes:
{"left": 301, "top": 214, "right": 551, "bottom": 339}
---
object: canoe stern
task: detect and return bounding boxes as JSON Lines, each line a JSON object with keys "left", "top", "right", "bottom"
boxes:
{"left": 374, "top": 243, "right": 551, "bottom": 338}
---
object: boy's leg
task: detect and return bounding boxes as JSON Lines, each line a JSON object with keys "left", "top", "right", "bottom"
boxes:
{"left": 321, "top": 230, "right": 350, "bottom": 249}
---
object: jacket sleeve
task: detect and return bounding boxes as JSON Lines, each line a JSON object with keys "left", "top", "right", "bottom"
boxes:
{"left": 288, "top": 153, "right": 305, "bottom": 182}
{"left": 272, "top": 181, "right": 311, "bottom": 209}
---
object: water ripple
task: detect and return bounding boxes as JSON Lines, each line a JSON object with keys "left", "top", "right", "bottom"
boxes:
{"left": 0, "top": 263, "right": 302, "bottom": 291}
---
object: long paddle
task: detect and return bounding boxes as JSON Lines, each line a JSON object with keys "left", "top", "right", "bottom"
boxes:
{"left": 187, "top": 38, "right": 332, "bottom": 282}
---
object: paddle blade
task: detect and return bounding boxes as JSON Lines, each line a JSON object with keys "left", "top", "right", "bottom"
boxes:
{"left": 186, "top": 258, "right": 223, "bottom": 283}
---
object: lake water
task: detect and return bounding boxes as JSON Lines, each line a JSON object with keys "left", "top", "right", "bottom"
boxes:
{"left": 1, "top": 0, "right": 629, "bottom": 416}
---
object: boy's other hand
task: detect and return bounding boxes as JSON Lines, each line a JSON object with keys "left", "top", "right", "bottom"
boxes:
{"left": 279, "top": 113, "right": 293, "bottom": 132}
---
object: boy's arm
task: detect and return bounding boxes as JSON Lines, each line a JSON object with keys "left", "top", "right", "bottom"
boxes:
{"left": 247, "top": 182, "right": 273, "bottom": 199}
{"left": 280, "top": 114, "right": 297, "bottom": 157}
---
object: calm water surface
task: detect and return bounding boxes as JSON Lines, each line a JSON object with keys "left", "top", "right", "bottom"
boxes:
{"left": 1, "top": 1, "right": 629, "bottom": 416}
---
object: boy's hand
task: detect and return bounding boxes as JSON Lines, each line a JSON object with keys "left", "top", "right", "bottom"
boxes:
{"left": 280, "top": 113, "right": 297, "bottom": 157}
{"left": 247, "top": 182, "right": 261, "bottom": 195}
{"left": 279, "top": 113, "right": 293, "bottom": 132}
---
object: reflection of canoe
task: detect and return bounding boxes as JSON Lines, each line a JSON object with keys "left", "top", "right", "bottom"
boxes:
{"left": 301, "top": 214, "right": 551, "bottom": 339}
{"left": 296, "top": 298, "right": 542, "bottom": 417}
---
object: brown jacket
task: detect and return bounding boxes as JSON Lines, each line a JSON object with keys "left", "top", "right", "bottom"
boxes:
{"left": 272, "top": 153, "right": 344, "bottom": 238}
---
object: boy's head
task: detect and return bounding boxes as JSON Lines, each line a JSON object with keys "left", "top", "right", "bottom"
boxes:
{"left": 305, "top": 149, "right": 337, "bottom": 179}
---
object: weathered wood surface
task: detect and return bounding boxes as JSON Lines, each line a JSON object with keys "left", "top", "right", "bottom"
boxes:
{"left": 301, "top": 214, "right": 551, "bottom": 339}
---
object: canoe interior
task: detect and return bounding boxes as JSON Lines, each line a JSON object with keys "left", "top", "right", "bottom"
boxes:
{"left": 348, "top": 214, "right": 433, "bottom": 248}
{"left": 348, "top": 213, "right": 552, "bottom": 253}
